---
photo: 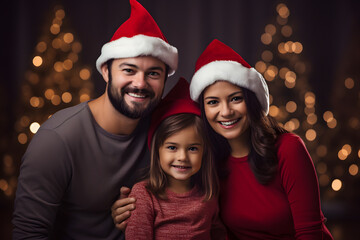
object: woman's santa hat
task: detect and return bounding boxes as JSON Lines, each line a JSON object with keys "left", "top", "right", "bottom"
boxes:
{"left": 190, "top": 39, "right": 269, "bottom": 115}
{"left": 148, "top": 77, "right": 201, "bottom": 148}
{"left": 96, "top": 0, "right": 178, "bottom": 76}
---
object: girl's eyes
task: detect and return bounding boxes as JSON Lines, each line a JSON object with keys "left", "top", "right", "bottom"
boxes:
{"left": 166, "top": 146, "right": 176, "bottom": 150}
{"left": 188, "top": 147, "right": 198, "bottom": 152}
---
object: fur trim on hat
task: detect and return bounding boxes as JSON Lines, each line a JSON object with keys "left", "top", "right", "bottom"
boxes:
{"left": 190, "top": 60, "right": 269, "bottom": 115}
{"left": 96, "top": 34, "right": 178, "bottom": 76}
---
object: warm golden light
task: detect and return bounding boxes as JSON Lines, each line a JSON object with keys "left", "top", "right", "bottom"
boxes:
{"left": 44, "top": 89, "right": 55, "bottom": 100}
{"left": 261, "top": 50, "right": 273, "bottom": 62}
{"left": 323, "top": 111, "right": 334, "bottom": 122}
{"left": 277, "top": 4, "right": 290, "bottom": 18}
{"left": 316, "top": 145, "right": 327, "bottom": 157}
{"left": 279, "top": 67, "right": 289, "bottom": 79}
{"left": 349, "top": 164, "right": 359, "bottom": 176}
{"left": 255, "top": 61, "right": 267, "bottom": 73}
{"left": 54, "top": 61, "right": 64, "bottom": 72}
{"left": 327, "top": 118, "right": 337, "bottom": 128}
{"left": 278, "top": 42, "right": 286, "bottom": 54}
{"left": 284, "top": 120, "right": 296, "bottom": 132}
{"left": 344, "top": 77, "right": 354, "bottom": 89}
{"left": 63, "top": 33, "right": 74, "bottom": 44}
{"left": 358, "top": 149, "right": 360, "bottom": 158}
{"left": 50, "top": 24, "right": 60, "bottom": 35}
{"left": 55, "top": 9, "right": 65, "bottom": 19}
{"left": 285, "top": 71, "right": 296, "bottom": 83}
{"left": 304, "top": 92, "right": 315, "bottom": 106}
{"left": 349, "top": 117, "right": 360, "bottom": 129}
{"left": 68, "top": 52, "right": 79, "bottom": 62}
{"left": 293, "top": 42, "right": 303, "bottom": 54}
{"left": 342, "top": 144, "right": 352, "bottom": 155}
{"left": 62, "top": 92, "right": 72, "bottom": 103}
{"left": 30, "top": 97, "right": 40, "bottom": 108}
{"left": 36, "top": 41, "right": 47, "bottom": 53}
{"left": 33, "top": 56, "right": 43, "bottom": 67}
{"left": 261, "top": 33, "right": 272, "bottom": 45}
{"left": 51, "top": 95, "right": 61, "bottom": 105}
{"left": 281, "top": 25, "right": 292, "bottom": 37}
{"left": 18, "top": 133, "right": 28, "bottom": 144}
{"left": 305, "top": 129, "right": 316, "bottom": 141}
{"left": 30, "top": 122, "right": 41, "bottom": 134}
{"left": 285, "top": 101, "right": 297, "bottom": 113}
{"left": 72, "top": 42, "right": 82, "bottom": 53}
{"left": 0, "top": 179, "right": 9, "bottom": 191}
{"left": 276, "top": 15, "right": 288, "bottom": 25}
{"left": 63, "top": 59, "right": 73, "bottom": 70}
{"left": 331, "top": 179, "right": 342, "bottom": 191}
{"left": 269, "top": 94, "right": 273, "bottom": 104}
{"left": 80, "top": 94, "right": 91, "bottom": 102}
{"left": 284, "top": 41, "right": 294, "bottom": 53}
{"left": 80, "top": 68, "right": 91, "bottom": 80}
{"left": 338, "top": 149, "right": 348, "bottom": 160}
{"left": 52, "top": 38, "right": 62, "bottom": 49}
{"left": 265, "top": 24, "right": 276, "bottom": 36}
{"left": 304, "top": 107, "right": 315, "bottom": 115}
{"left": 307, "top": 113, "right": 317, "bottom": 125}
{"left": 20, "top": 116, "right": 30, "bottom": 128}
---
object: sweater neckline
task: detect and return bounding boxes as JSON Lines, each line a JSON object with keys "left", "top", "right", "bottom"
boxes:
{"left": 166, "top": 185, "right": 199, "bottom": 198}
{"left": 229, "top": 155, "right": 248, "bottom": 162}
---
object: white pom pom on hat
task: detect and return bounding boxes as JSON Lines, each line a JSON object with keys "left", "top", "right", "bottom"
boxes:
{"left": 96, "top": 0, "right": 178, "bottom": 76}
{"left": 190, "top": 39, "right": 269, "bottom": 115}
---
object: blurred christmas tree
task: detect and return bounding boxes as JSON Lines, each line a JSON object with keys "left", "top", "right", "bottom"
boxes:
{"left": 254, "top": 2, "right": 359, "bottom": 205}
{"left": 0, "top": 5, "right": 94, "bottom": 200}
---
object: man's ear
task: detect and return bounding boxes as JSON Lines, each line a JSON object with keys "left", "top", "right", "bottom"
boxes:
{"left": 101, "top": 64, "right": 109, "bottom": 83}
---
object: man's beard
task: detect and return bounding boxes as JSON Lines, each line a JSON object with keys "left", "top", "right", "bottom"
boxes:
{"left": 107, "top": 73, "right": 162, "bottom": 119}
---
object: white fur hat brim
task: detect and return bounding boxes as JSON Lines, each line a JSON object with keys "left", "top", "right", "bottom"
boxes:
{"left": 190, "top": 60, "right": 269, "bottom": 115}
{"left": 96, "top": 34, "right": 178, "bottom": 76}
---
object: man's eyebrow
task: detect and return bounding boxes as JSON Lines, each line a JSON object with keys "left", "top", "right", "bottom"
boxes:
{"left": 118, "top": 63, "right": 164, "bottom": 72}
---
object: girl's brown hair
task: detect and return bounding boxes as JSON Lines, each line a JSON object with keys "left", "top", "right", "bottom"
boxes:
{"left": 146, "top": 113, "right": 219, "bottom": 201}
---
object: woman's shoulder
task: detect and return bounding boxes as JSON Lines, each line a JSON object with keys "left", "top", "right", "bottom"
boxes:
{"left": 276, "top": 132, "right": 304, "bottom": 146}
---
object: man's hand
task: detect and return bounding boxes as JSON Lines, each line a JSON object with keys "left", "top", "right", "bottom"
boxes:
{"left": 111, "top": 187, "right": 136, "bottom": 231}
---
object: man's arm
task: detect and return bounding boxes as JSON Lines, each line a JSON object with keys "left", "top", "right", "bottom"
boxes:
{"left": 13, "top": 129, "right": 71, "bottom": 239}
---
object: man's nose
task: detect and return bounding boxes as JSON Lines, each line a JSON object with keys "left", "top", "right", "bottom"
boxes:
{"left": 132, "top": 72, "right": 147, "bottom": 89}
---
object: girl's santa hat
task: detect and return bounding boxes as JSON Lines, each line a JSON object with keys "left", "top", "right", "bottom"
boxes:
{"left": 96, "top": 0, "right": 178, "bottom": 76}
{"left": 190, "top": 39, "right": 269, "bottom": 115}
{"left": 148, "top": 78, "right": 201, "bottom": 148}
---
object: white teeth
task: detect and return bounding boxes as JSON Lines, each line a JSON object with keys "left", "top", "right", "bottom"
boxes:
{"left": 173, "top": 165, "right": 190, "bottom": 169}
{"left": 220, "top": 119, "right": 239, "bottom": 126}
{"left": 128, "top": 93, "right": 146, "bottom": 98}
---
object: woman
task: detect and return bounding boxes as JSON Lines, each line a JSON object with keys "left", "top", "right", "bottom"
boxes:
{"left": 189, "top": 39, "right": 333, "bottom": 239}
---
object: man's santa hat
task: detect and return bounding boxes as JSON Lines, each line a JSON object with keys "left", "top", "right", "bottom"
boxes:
{"left": 190, "top": 39, "right": 269, "bottom": 115}
{"left": 96, "top": 0, "right": 178, "bottom": 76}
{"left": 148, "top": 77, "right": 200, "bottom": 148}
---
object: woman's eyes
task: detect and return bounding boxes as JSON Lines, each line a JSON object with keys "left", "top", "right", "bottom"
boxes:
{"left": 231, "top": 96, "right": 243, "bottom": 102}
{"left": 206, "top": 100, "right": 218, "bottom": 105}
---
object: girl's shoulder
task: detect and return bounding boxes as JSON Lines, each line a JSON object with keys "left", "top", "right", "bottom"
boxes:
{"left": 130, "top": 180, "right": 151, "bottom": 197}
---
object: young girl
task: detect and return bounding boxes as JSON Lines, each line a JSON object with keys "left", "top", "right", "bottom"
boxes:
{"left": 124, "top": 78, "right": 227, "bottom": 239}
{"left": 189, "top": 39, "right": 333, "bottom": 239}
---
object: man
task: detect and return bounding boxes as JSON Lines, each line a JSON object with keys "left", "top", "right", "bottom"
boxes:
{"left": 12, "top": 0, "right": 178, "bottom": 239}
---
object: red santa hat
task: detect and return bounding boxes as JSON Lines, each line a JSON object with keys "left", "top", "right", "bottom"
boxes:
{"left": 190, "top": 39, "right": 269, "bottom": 115}
{"left": 148, "top": 77, "right": 201, "bottom": 148}
{"left": 96, "top": 0, "right": 178, "bottom": 76}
